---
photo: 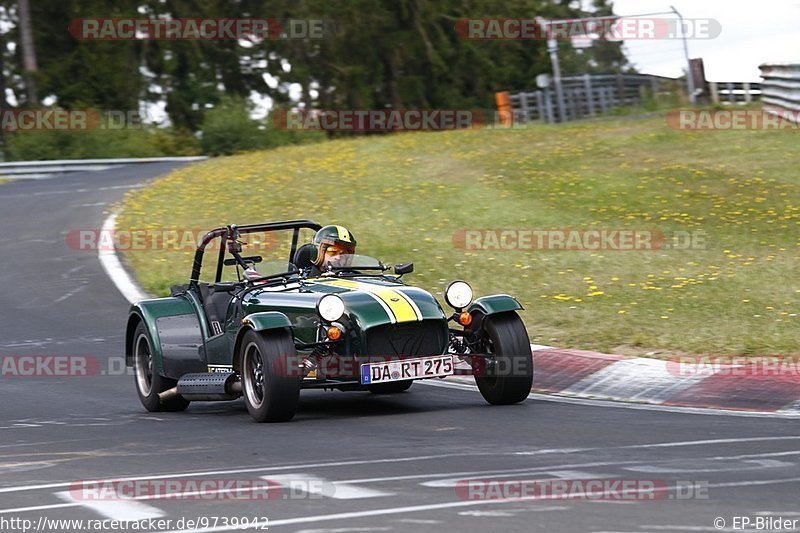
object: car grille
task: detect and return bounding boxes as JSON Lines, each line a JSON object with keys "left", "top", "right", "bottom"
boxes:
{"left": 365, "top": 320, "right": 447, "bottom": 358}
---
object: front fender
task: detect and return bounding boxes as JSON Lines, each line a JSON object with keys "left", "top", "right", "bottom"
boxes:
{"left": 468, "top": 294, "right": 524, "bottom": 316}
{"left": 232, "top": 312, "right": 293, "bottom": 372}
{"left": 242, "top": 311, "right": 293, "bottom": 332}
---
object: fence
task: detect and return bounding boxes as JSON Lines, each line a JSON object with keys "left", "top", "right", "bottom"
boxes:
{"left": 501, "top": 73, "right": 683, "bottom": 124}
{"left": 500, "top": 74, "right": 766, "bottom": 125}
{"left": 708, "top": 82, "right": 761, "bottom": 105}
{"left": 759, "top": 63, "right": 800, "bottom": 121}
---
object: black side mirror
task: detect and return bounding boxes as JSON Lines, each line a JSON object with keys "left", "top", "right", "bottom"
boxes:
{"left": 394, "top": 263, "right": 414, "bottom": 275}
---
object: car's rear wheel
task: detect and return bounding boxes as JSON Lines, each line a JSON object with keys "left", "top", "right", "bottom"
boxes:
{"left": 133, "top": 321, "right": 190, "bottom": 412}
{"left": 369, "top": 380, "right": 413, "bottom": 394}
{"left": 241, "top": 329, "right": 301, "bottom": 422}
{"left": 474, "top": 312, "right": 533, "bottom": 405}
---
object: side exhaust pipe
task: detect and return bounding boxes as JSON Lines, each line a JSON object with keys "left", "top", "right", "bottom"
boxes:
{"left": 158, "top": 387, "right": 179, "bottom": 402}
{"left": 175, "top": 372, "right": 242, "bottom": 401}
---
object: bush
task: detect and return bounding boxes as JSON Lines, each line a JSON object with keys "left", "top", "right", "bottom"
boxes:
{"left": 2, "top": 100, "right": 326, "bottom": 161}
{"left": 199, "top": 98, "right": 326, "bottom": 156}
{"left": 4, "top": 124, "right": 201, "bottom": 161}
{"left": 199, "top": 97, "right": 264, "bottom": 156}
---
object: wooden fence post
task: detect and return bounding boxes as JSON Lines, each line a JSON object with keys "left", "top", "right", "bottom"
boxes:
{"left": 599, "top": 86, "right": 608, "bottom": 114}
{"left": 709, "top": 82, "right": 719, "bottom": 105}
{"left": 535, "top": 91, "right": 545, "bottom": 123}
{"left": 544, "top": 88, "right": 554, "bottom": 124}
{"left": 519, "top": 92, "right": 529, "bottom": 124}
{"left": 583, "top": 74, "right": 595, "bottom": 116}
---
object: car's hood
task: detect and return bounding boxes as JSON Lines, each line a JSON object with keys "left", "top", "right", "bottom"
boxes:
{"left": 304, "top": 277, "right": 447, "bottom": 325}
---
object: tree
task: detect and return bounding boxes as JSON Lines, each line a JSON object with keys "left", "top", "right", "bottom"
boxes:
{"left": 17, "top": 0, "right": 37, "bottom": 104}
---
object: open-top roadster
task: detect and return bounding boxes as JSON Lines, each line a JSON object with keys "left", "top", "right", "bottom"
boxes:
{"left": 125, "top": 220, "right": 533, "bottom": 422}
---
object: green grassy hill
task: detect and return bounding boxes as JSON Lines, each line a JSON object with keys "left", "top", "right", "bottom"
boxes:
{"left": 117, "top": 115, "right": 800, "bottom": 356}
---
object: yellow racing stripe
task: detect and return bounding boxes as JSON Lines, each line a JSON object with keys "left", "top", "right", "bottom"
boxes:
{"left": 322, "top": 279, "right": 422, "bottom": 323}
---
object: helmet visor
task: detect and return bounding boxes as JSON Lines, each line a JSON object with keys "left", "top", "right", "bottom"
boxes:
{"left": 321, "top": 243, "right": 356, "bottom": 268}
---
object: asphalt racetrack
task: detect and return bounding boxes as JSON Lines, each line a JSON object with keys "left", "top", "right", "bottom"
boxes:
{"left": 0, "top": 164, "right": 798, "bottom": 533}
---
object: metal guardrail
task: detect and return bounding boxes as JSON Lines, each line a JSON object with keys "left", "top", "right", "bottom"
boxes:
{"left": 0, "top": 156, "right": 208, "bottom": 179}
{"left": 760, "top": 63, "right": 800, "bottom": 121}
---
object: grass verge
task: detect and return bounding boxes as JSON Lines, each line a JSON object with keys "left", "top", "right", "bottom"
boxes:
{"left": 117, "top": 113, "right": 800, "bottom": 356}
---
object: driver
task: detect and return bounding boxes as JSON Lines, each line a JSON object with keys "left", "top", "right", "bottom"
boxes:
{"left": 311, "top": 225, "right": 357, "bottom": 275}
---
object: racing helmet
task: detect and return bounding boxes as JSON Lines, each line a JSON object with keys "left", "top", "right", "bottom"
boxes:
{"left": 312, "top": 225, "right": 357, "bottom": 266}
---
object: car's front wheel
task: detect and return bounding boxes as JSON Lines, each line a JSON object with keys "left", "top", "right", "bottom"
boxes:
{"left": 473, "top": 312, "right": 533, "bottom": 405}
{"left": 240, "top": 329, "right": 301, "bottom": 422}
{"left": 133, "top": 321, "right": 190, "bottom": 412}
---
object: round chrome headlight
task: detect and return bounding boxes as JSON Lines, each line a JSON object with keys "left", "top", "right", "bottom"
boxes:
{"left": 445, "top": 281, "right": 473, "bottom": 310}
{"left": 317, "top": 294, "right": 345, "bottom": 322}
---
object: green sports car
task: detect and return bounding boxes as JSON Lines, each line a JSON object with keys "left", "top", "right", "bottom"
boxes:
{"left": 125, "top": 220, "right": 533, "bottom": 422}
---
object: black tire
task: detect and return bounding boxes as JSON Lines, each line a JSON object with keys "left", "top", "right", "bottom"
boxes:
{"left": 132, "top": 321, "right": 190, "bottom": 412}
{"left": 474, "top": 312, "right": 533, "bottom": 405}
{"left": 240, "top": 329, "right": 301, "bottom": 422}
{"left": 369, "top": 380, "right": 413, "bottom": 394}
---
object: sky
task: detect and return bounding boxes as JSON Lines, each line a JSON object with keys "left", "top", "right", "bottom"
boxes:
{"left": 609, "top": 0, "right": 799, "bottom": 81}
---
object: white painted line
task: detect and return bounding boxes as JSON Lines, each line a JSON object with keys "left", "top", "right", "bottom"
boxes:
{"left": 324, "top": 462, "right": 590, "bottom": 485}
{"left": 262, "top": 474, "right": 394, "bottom": 499}
{"left": 295, "top": 528, "right": 392, "bottom": 533}
{"left": 423, "top": 379, "right": 800, "bottom": 419}
{"left": 422, "top": 469, "right": 616, "bottom": 488}
{"left": 0, "top": 453, "right": 460, "bottom": 495}
{"left": 98, "top": 211, "right": 150, "bottom": 304}
{"left": 0, "top": 502, "right": 79, "bottom": 515}
{"left": 621, "top": 436, "right": 800, "bottom": 449}
{"left": 642, "top": 527, "right": 743, "bottom": 532}
{"left": 346, "top": 450, "right": 800, "bottom": 491}
{"left": 55, "top": 490, "right": 164, "bottom": 521}
{"left": 779, "top": 399, "right": 800, "bottom": 414}
{"left": 625, "top": 458, "right": 795, "bottom": 474}
{"left": 1, "top": 482, "right": 284, "bottom": 515}
{"left": 158, "top": 477, "right": 800, "bottom": 533}
{"left": 53, "top": 284, "right": 87, "bottom": 303}
{"left": 4, "top": 448, "right": 799, "bottom": 516}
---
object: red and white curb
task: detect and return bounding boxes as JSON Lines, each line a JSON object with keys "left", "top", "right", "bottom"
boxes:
{"left": 452, "top": 345, "right": 800, "bottom": 417}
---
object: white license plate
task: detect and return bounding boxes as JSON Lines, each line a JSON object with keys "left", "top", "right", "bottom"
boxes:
{"left": 361, "top": 355, "right": 454, "bottom": 385}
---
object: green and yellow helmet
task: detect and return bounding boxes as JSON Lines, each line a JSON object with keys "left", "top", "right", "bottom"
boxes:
{"left": 312, "top": 225, "right": 357, "bottom": 266}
